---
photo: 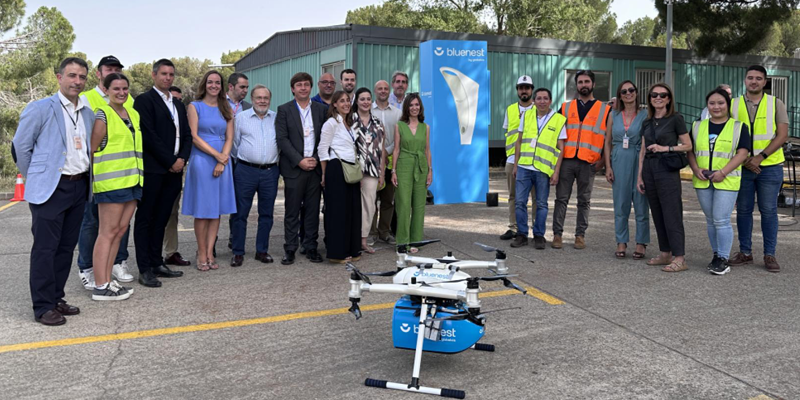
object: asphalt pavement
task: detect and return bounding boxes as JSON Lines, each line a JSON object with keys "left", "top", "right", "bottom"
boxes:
{"left": 0, "top": 174, "right": 797, "bottom": 400}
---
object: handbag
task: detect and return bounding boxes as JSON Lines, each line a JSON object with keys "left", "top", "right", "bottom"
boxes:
{"left": 332, "top": 134, "right": 363, "bottom": 184}
{"left": 649, "top": 120, "right": 688, "bottom": 172}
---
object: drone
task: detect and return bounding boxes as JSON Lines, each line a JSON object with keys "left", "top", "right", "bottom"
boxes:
{"left": 347, "top": 239, "right": 529, "bottom": 399}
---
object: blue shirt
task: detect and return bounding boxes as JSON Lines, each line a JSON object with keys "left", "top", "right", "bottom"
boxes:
{"left": 233, "top": 108, "right": 278, "bottom": 165}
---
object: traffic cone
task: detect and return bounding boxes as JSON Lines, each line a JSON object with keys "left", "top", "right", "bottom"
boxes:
{"left": 10, "top": 174, "right": 25, "bottom": 202}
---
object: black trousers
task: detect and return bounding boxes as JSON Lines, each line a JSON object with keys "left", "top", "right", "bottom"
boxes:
{"left": 323, "top": 159, "right": 362, "bottom": 259}
{"left": 134, "top": 171, "right": 183, "bottom": 273}
{"left": 29, "top": 176, "right": 87, "bottom": 318}
{"left": 643, "top": 157, "right": 685, "bottom": 256}
{"left": 283, "top": 169, "right": 322, "bottom": 253}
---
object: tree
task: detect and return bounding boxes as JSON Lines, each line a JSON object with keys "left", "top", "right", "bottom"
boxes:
{"left": 346, "top": 0, "right": 486, "bottom": 34}
{"left": 0, "top": 4, "right": 75, "bottom": 181}
{"left": 657, "top": 0, "right": 800, "bottom": 56}
{"left": 124, "top": 57, "right": 214, "bottom": 104}
{"left": 221, "top": 47, "right": 254, "bottom": 78}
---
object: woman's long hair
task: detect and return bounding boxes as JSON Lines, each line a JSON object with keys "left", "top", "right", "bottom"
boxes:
{"left": 326, "top": 90, "right": 350, "bottom": 120}
{"left": 196, "top": 70, "right": 232, "bottom": 121}
{"left": 400, "top": 93, "right": 425, "bottom": 123}
{"left": 646, "top": 82, "right": 676, "bottom": 120}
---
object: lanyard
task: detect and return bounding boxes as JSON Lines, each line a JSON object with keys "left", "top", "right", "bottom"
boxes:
{"left": 61, "top": 102, "right": 80, "bottom": 131}
{"left": 296, "top": 101, "right": 311, "bottom": 127}
{"left": 621, "top": 111, "right": 634, "bottom": 136}
{"left": 536, "top": 111, "right": 553, "bottom": 137}
{"left": 231, "top": 100, "right": 241, "bottom": 116}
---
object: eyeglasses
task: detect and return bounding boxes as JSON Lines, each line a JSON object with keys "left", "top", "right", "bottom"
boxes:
{"left": 650, "top": 92, "right": 670, "bottom": 99}
{"left": 319, "top": 80, "right": 336, "bottom": 86}
{"left": 620, "top": 88, "right": 637, "bottom": 95}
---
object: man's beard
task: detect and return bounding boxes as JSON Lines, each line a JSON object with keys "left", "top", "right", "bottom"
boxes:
{"left": 578, "top": 87, "right": 593, "bottom": 96}
{"left": 253, "top": 105, "right": 269, "bottom": 116}
{"left": 518, "top": 93, "right": 531, "bottom": 102}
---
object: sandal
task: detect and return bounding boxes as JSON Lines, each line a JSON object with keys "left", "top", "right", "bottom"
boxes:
{"left": 208, "top": 258, "right": 219, "bottom": 270}
{"left": 662, "top": 260, "right": 688, "bottom": 272}
{"left": 632, "top": 244, "right": 647, "bottom": 260}
{"left": 615, "top": 243, "right": 627, "bottom": 259}
{"left": 647, "top": 255, "right": 672, "bottom": 266}
{"left": 362, "top": 245, "right": 375, "bottom": 254}
{"left": 329, "top": 258, "right": 347, "bottom": 264}
{"left": 196, "top": 252, "right": 210, "bottom": 271}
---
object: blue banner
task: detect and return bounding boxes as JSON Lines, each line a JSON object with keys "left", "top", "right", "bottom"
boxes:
{"left": 420, "top": 40, "right": 490, "bottom": 205}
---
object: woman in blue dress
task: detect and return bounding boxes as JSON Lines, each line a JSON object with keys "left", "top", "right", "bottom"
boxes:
{"left": 182, "top": 70, "right": 237, "bottom": 271}
{"left": 604, "top": 80, "right": 650, "bottom": 260}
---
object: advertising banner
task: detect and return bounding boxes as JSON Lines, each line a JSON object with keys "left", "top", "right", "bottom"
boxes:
{"left": 420, "top": 40, "right": 490, "bottom": 205}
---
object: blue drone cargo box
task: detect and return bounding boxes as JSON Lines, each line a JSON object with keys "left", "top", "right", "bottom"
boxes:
{"left": 391, "top": 296, "right": 485, "bottom": 353}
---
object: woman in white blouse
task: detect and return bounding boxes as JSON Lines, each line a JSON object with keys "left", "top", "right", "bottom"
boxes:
{"left": 318, "top": 91, "right": 362, "bottom": 263}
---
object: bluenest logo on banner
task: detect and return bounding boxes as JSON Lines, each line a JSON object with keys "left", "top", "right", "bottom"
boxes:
{"left": 434, "top": 47, "right": 444, "bottom": 56}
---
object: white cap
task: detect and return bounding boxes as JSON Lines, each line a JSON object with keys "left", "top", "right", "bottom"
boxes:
{"left": 516, "top": 75, "right": 533, "bottom": 87}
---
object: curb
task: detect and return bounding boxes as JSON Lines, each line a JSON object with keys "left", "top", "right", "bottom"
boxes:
{"left": 0, "top": 193, "right": 12, "bottom": 201}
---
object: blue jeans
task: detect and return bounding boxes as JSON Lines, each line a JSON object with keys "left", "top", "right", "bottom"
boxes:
{"left": 77, "top": 201, "right": 130, "bottom": 271}
{"left": 231, "top": 163, "right": 279, "bottom": 255}
{"left": 696, "top": 187, "right": 738, "bottom": 259}
{"left": 736, "top": 165, "right": 783, "bottom": 256}
{"left": 515, "top": 168, "right": 550, "bottom": 237}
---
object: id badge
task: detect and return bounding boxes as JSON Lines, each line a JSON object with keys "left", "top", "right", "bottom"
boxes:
{"left": 304, "top": 127, "right": 311, "bottom": 137}
{"left": 622, "top": 136, "right": 629, "bottom": 149}
{"left": 73, "top": 135, "right": 82, "bottom": 150}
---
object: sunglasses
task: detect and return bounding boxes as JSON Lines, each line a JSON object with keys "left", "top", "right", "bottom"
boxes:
{"left": 650, "top": 92, "right": 670, "bottom": 99}
{"left": 620, "top": 88, "right": 637, "bottom": 95}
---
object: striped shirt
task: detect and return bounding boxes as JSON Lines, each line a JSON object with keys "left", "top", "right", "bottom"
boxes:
{"left": 233, "top": 107, "right": 278, "bottom": 165}
{"left": 95, "top": 109, "right": 135, "bottom": 152}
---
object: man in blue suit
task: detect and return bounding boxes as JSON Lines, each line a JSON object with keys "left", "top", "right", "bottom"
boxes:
{"left": 12, "top": 57, "right": 95, "bottom": 326}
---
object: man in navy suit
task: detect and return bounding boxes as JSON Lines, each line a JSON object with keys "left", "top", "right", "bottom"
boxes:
{"left": 133, "top": 59, "right": 191, "bottom": 287}
{"left": 12, "top": 57, "right": 95, "bottom": 325}
{"left": 275, "top": 72, "right": 327, "bottom": 265}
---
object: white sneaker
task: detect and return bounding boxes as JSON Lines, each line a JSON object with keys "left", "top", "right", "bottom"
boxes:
{"left": 92, "top": 281, "right": 132, "bottom": 301}
{"left": 78, "top": 268, "right": 95, "bottom": 290}
{"left": 112, "top": 260, "right": 135, "bottom": 283}
{"left": 110, "top": 279, "right": 134, "bottom": 295}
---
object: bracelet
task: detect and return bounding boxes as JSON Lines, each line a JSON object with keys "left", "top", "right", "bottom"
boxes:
{"left": 391, "top": 170, "right": 397, "bottom": 174}
{"left": 668, "top": 146, "right": 673, "bottom": 152}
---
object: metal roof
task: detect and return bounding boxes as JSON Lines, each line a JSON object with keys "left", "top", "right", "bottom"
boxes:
{"left": 236, "top": 24, "right": 800, "bottom": 72}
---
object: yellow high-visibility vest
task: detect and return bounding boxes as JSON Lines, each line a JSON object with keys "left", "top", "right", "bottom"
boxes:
{"left": 691, "top": 119, "right": 743, "bottom": 191}
{"left": 731, "top": 94, "right": 784, "bottom": 166}
{"left": 517, "top": 111, "right": 566, "bottom": 177}
{"left": 93, "top": 104, "right": 144, "bottom": 193}
{"left": 81, "top": 87, "right": 134, "bottom": 112}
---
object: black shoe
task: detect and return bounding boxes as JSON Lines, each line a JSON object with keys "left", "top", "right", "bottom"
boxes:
{"left": 281, "top": 251, "right": 296, "bottom": 265}
{"left": 255, "top": 252, "right": 274, "bottom": 263}
{"left": 533, "top": 236, "right": 546, "bottom": 250}
{"left": 154, "top": 264, "right": 183, "bottom": 278}
{"left": 138, "top": 270, "right": 162, "bottom": 287}
{"left": 231, "top": 254, "right": 244, "bottom": 267}
{"left": 510, "top": 234, "right": 528, "bottom": 248}
{"left": 709, "top": 257, "right": 730, "bottom": 275}
{"left": 707, "top": 253, "right": 719, "bottom": 270}
{"left": 499, "top": 230, "right": 515, "bottom": 240}
{"left": 306, "top": 249, "right": 324, "bottom": 263}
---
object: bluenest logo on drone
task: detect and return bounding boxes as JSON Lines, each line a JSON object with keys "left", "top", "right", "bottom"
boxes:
{"left": 400, "top": 323, "right": 411, "bottom": 333}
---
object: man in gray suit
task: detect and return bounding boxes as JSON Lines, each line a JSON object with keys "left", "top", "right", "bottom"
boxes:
{"left": 275, "top": 72, "right": 327, "bottom": 265}
{"left": 12, "top": 57, "right": 95, "bottom": 326}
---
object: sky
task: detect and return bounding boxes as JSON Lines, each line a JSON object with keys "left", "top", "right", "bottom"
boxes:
{"left": 12, "top": 0, "right": 658, "bottom": 66}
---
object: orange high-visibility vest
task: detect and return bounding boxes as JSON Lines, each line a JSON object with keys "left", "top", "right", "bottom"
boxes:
{"left": 561, "top": 100, "right": 608, "bottom": 163}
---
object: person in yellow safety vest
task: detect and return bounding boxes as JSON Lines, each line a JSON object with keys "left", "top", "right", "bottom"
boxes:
{"left": 76, "top": 55, "right": 136, "bottom": 291}
{"left": 552, "top": 70, "right": 609, "bottom": 250}
{"left": 687, "top": 88, "right": 751, "bottom": 276}
{"left": 727, "top": 65, "right": 789, "bottom": 273}
{"left": 510, "top": 88, "right": 567, "bottom": 249}
{"left": 499, "top": 75, "right": 535, "bottom": 241}
{"left": 88, "top": 72, "right": 144, "bottom": 301}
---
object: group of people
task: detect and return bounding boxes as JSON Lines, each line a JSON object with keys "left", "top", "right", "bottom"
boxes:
{"left": 503, "top": 66, "right": 788, "bottom": 276}
{"left": 12, "top": 55, "right": 432, "bottom": 325}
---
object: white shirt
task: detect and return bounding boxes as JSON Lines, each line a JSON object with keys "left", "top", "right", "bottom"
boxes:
{"left": 388, "top": 92, "right": 405, "bottom": 109}
{"left": 318, "top": 115, "right": 356, "bottom": 163}
{"left": 154, "top": 86, "right": 180, "bottom": 156}
{"left": 296, "top": 101, "right": 316, "bottom": 158}
{"left": 57, "top": 91, "right": 90, "bottom": 175}
{"left": 233, "top": 108, "right": 278, "bottom": 165}
{"left": 372, "top": 102, "right": 401, "bottom": 154}
{"left": 518, "top": 109, "right": 567, "bottom": 172}
{"left": 503, "top": 103, "right": 533, "bottom": 164}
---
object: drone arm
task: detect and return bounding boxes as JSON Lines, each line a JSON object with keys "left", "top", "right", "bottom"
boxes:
{"left": 447, "top": 260, "right": 496, "bottom": 270}
{"left": 366, "top": 283, "right": 464, "bottom": 300}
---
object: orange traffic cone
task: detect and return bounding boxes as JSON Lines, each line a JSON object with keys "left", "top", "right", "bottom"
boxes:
{"left": 10, "top": 174, "right": 25, "bottom": 202}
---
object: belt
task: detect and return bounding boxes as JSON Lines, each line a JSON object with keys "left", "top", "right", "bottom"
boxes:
{"left": 238, "top": 160, "right": 276, "bottom": 170}
{"left": 61, "top": 172, "right": 88, "bottom": 181}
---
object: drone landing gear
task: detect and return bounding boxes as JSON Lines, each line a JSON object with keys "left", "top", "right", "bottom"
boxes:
{"left": 363, "top": 298, "right": 467, "bottom": 399}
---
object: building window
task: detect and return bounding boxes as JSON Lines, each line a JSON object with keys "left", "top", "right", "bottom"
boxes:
{"left": 322, "top": 61, "right": 345, "bottom": 91}
{"left": 565, "top": 70, "right": 612, "bottom": 102}
{"left": 767, "top": 76, "right": 788, "bottom": 103}
{"left": 635, "top": 69, "right": 668, "bottom": 106}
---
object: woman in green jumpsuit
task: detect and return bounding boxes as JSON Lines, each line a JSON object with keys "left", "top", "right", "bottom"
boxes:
{"left": 391, "top": 94, "right": 432, "bottom": 251}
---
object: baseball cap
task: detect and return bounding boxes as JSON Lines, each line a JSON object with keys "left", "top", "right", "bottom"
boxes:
{"left": 98, "top": 55, "right": 124, "bottom": 69}
{"left": 516, "top": 75, "right": 533, "bottom": 87}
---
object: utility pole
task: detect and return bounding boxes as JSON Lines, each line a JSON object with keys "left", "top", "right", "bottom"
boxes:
{"left": 665, "top": 0, "right": 674, "bottom": 88}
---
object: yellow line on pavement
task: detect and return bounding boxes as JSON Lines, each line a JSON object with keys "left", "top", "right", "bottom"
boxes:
{"left": 0, "top": 287, "right": 560, "bottom": 354}
{"left": 0, "top": 201, "right": 19, "bottom": 213}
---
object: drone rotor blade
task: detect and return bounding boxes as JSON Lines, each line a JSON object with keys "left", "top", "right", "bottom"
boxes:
{"left": 502, "top": 278, "right": 527, "bottom": 294}
{"left": 473, "top": 242, "right": 498, "bottom": 252}
{"left": 346, "top": 263, "right": 372, "bottom": 285}
{"left": 398, "top": 239, "right": 441, "bottom": 248}
{"left": 365, "top": 270, "right": 398, "bottom": 277}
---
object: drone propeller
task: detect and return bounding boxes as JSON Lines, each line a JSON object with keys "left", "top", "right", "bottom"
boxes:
{"left": 346, "top": 263, "right": 372, "bottom": 285}
{"left": 364, "top": 270, "right": 399, "bottom": 277}
{"left": 396, "top": 239, "right": 441, "bottom": 253}
{"left": 473, "top": 242, "right": 498, "bottom": 252}
{"left": 426, "top": 274, "right": 518, "bottom": 285}
{"left": 502, "top": 278, "right": 527, "bottom": 294}
{"left": 427, "top": 307, "right": 522, "bottom": 322}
